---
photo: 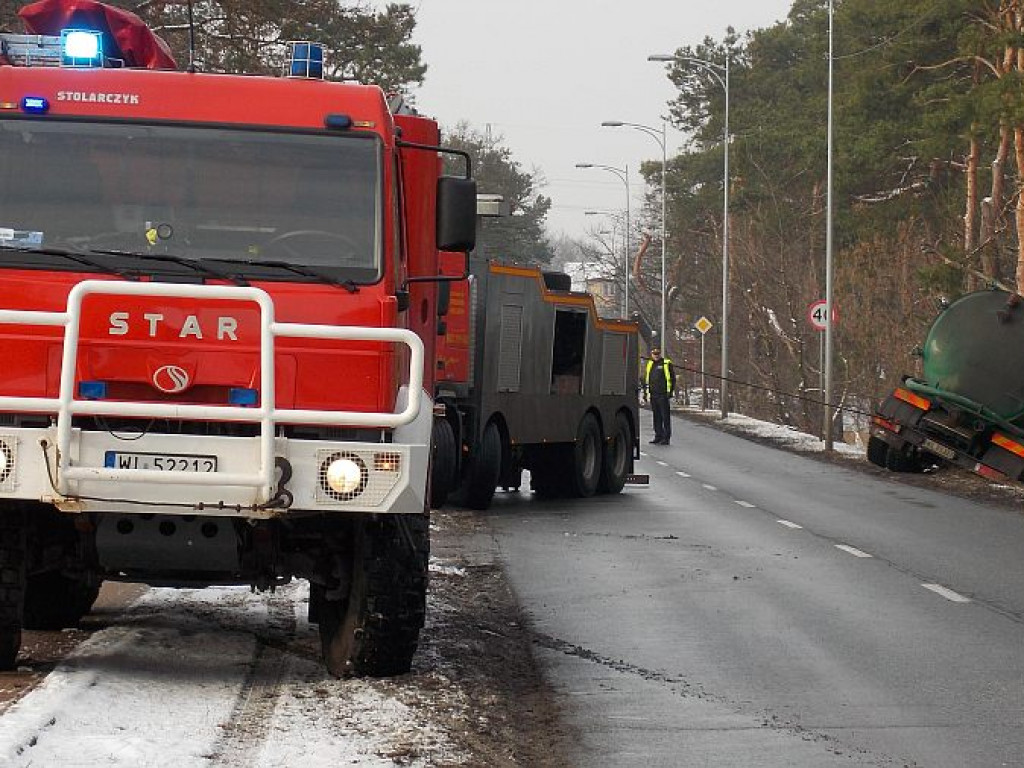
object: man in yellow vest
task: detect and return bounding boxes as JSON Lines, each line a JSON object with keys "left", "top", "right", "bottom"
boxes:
{"left": 645, "top": 347, "right": 676, "bottom": 445}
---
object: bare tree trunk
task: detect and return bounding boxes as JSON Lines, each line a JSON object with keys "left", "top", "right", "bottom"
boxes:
{"left": 978, "top": 126, "right": 1011, "bottom": 282}
{"left": 981, "top": 40, "right": 1018, "bottom": 282}
{"left": 965, "top": 133, "right": 980, "bottom": 287}
{"left": 1015, "top": 123, "right": 1024, "bottom": 293}
{"left": 980, "top": 197, "right": 995, "bottom": 283}
{"left": 1016, "top": 37, "right": 1024, "bottom": 293}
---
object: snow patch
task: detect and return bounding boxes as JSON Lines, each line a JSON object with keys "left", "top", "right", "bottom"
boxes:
{"left": 429, "top": 557, "right": 466, "bottom": 577}
{"left": 703, "top": 411, "right": 865, "bottom": 456}
{"left": 0, "top": 581, "right": 472, "bottom": 767}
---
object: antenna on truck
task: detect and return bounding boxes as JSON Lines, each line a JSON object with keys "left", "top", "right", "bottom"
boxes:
{"left": 186, "top": 0, "right": 197, "bottom": 72}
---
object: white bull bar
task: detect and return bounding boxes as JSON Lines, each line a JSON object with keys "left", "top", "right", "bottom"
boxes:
{"left": 0, "top": 280, "right": 424, "bottom": 504}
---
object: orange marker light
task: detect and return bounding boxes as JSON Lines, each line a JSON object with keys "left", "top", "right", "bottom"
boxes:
{"left": 992, "top": 433, "right": 1024, "bottom": 459}
{"left": 894, "top": 388, "right": 931, "bottom": 411}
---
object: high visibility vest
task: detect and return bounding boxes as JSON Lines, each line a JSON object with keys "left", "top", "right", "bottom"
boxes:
{"left": 645, "top": 358, "right": 673, "bottom": 390}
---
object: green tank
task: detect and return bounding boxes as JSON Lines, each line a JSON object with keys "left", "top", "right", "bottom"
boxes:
{"left": 922, "top": 289, "right": 1024, "bottom": 423}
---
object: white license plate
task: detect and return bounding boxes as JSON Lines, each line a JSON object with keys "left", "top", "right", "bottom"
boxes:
{"left": 104, "top": 451, "right": 218, "bottom": 472}
{"left": 921, "top": 439, "right": 955, "bottom": 461}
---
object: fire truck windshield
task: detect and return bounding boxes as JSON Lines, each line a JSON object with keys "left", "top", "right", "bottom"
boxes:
{"left": 0, "top": 118, "right": 382, "bottom": 281}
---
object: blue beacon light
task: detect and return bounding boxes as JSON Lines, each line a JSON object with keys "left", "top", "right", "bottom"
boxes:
{"left": 78, "top": 381, "right": 108, "bottom": 400}
{"left": 228, "top": 388, "right": 259, "bottom": 407}
{"left": 287, "top": 42, "right": 324, "bottom": 79}
{"left": 20, "top": 96, "right": 49, "bottom": 114}
{"left": 60, "top": 29, "right": 103, "bottom": 68}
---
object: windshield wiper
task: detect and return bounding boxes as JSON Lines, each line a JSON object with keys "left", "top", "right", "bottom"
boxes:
{"left": 87, "top": 249, "right": 250, "bottom": 287}
{"left": 0, "top": 244, "right": 138, "bottom": 280}
{"left": 205, "top": 258, "right": 359, "bottom": 293}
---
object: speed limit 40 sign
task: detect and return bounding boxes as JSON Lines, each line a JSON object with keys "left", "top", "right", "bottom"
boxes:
{"left": 807, "top": 300, "right": 838, "bottom": 330}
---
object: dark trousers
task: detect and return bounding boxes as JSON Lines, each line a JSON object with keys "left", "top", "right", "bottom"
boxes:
{"left": 651, "top": 393, "right": 671, "bottom": 442}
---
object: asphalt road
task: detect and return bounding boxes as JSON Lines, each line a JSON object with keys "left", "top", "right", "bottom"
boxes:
{"left": 484, "top": 410, "right": 1024, "bottom": 767}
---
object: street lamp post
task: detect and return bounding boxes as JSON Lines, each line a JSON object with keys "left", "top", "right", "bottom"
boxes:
{"left": 824, "top": 0, "right": 835, "bottom": 450}
{"left": 648, "top": 52, "right": 730, "bottom": 418}
{"left": 600, "top": 121, "right": 667, "bottom": 348}
{"left": 575, "top": 163, "right": 631, "bottom": 319}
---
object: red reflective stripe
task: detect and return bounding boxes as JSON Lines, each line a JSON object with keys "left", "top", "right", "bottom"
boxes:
{"left": 872, "top": 416, "right": 899, "bottom": 433}
{"left": 975, "top": 463, "right": 1006, "bottom": 481}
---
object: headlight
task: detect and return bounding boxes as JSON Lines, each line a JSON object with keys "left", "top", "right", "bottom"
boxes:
{"left": 320, "top": 453, "right": 367, "bottom": 501}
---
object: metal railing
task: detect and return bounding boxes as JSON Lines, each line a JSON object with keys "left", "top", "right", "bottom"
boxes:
{"left": 0, "top": 280, "right": 423, "bottom": 502}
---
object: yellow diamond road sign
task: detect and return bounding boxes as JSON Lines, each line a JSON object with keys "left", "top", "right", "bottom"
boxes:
{"left": 695, "top": 316, "right": 713, "bottom": 335}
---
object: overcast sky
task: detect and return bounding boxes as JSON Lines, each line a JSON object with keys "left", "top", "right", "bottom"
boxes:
{"left": 389, "top": 1, "right": 796, "bottom": 245}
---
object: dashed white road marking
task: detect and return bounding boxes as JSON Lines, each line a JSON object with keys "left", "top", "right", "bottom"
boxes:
{"left": 656, "top": 460, "right": 668, "bottom": 467}
{"left": 777, "top": 519, "right": 803, "bottom": 529}
{"left": 735, "top": 501, "right": 756, "bottom": 508}
{"left": 675, "top": 471, "right": 690, "bottom": 478}
{"left": 702, "top": 484, "right": 717, "bottom": 491}
{"left": 922, "top": 583, "right": 971, "bottom": 603}
{"left": 835, "top": 544, "right": 873, "bottom": 559}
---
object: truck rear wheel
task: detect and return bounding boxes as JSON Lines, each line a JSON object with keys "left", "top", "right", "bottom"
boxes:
{"left": 598, "top": 412, "right": 633, "bottom": 494}
{"left": 459, "top": 422, "right": 502, "bottom": 510}
{"left": 318, "top": 514, "right": 428, "bottom": 678}
{"left": 430, "top": 418, "right": 458, "bottom": 509}
{"left": 867, "top": 435, "right": 890, "bottom": 469}
{"left": 23, "top": 572, "right": 100, "bottom": 630}
{"left": 570, "top": 413, "right": 603, "bottom": 498}
{"left": 0, "top": 508, "right": 26, "bottom": 670}
{"left": 885, "top": 444, "right": 924, "bottom": 473}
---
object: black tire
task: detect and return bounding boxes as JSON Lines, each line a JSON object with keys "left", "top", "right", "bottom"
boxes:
{"left": 0, "top": 508, "right": 26, "bottom": 670}
{"left": 570, "top": 413, "right": 603, "bottom": 498}
{"left": 867, "top": 435, "right": 890, "bottom": 469}
{"left": 318, "top": 514, "right": 429, "bottom": 678}
{"left": 598, "top": 412, "right": 633, "bottom": 494}
{"left": 460, "top": 422, "right": 502, "bottom": 510}
{"left": 430, "top": 418, "right": 458, "bottom": 509}
{"left": 885, "top": 443, "right": 923, "bottom": 473}
{"left": 23, "top": 572, "right": 100, "bottom": 630}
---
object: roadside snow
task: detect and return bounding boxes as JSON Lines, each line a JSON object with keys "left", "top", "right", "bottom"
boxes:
{"left": 715, "top": 412, "right": 865, "bottom": 456}
{"left": 0, "top": 590, "right": 256, "bottom": 767}
{"left": 0, "top": 581, "right": 471, "bottom": 767}
{"left": 428, "top": 557, "right": 466, "bottom": 577}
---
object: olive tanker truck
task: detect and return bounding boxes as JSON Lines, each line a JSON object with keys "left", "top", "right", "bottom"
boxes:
{"left": 869, "top": 289, "right": 1024, "bottom": 483}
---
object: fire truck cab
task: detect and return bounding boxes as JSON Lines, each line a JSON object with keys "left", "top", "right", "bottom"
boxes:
{"left": 0, "top": 5, "right": 475, "bottom": 677}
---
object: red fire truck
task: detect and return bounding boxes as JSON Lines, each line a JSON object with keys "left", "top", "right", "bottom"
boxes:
{"left": 0, "top": 2, "right": 476, "bottom": 677}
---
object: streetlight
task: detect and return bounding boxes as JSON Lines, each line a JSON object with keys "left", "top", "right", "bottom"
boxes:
{"left": 824, "top": 0, "right": 835, "bottom": 450}
{"left": 574, "top": 163, "right": 631, "bottom": 319}
{"left": 600, "top": 121, "right": 667, "bottom": 348}
{"left": 648, "top": 51, "right": 730, "bottom": 418}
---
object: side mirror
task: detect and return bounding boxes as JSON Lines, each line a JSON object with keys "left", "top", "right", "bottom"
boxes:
{"left": 437, "top": 176, "right": 477, "bottom": 252}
